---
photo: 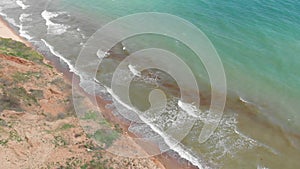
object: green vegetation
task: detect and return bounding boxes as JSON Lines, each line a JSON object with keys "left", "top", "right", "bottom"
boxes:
{"left": 12, "top": 71, "right": 41, "bottom": 82}
{"left": 99, "top": 119, "right": 110, "bottom": 127}
{"left": 0, "top": 92, "right": 21, "bottom": 112}
{"left": 29, "top": 89, "right": 44, "bottom": 99}
{"left": 0, "top": 139, "right": 8, "bottom": 146}
{"left": 84, "top": 141, "right": 96, "bottom": 150}
{"left": 80, "top": 159, "right": 108, "bottom": 169}
{"left": 0, "top": 38, "right": 43, "bottom": 63}
{"left": 82, "top": 110, "right": 110, "bottom": 127}
{"left": 46, "top": 157, "right": 109, "bottom": 169}
{"left": 64, "top": 157, "right": 82, "bottom": 169}
{"left": 0, "top": 119, "right": 6, "bottom": 127}
{"left": 50, "top": 78, "right": 70, "bottom": 91}
{"left": 114, "top": 124, "right": 123, "bottom": 133}
{"left": 59, "top": 123, "right": 75, "bottom": 130}
{"left": 81, "top": 110, "right": 121, "bottom": 148}
{"left": 7, "top": 87, "right": 37, "bottom": 106}
{"left": 9, "top": 130, "right": 22, "bottom": 142}
{"left": 82, "top": 110, "right": 99, "bottom": 120}
{"left": 0, "top": 129, "right": 23, "bottom": 146}
{"left": 53, "top": 135, "right": 68, "bottom": 147}
{"left": 93, "top": 129, "right": 120, "bottom": 148}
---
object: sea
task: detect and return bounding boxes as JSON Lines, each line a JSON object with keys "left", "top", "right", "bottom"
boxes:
{"left": 0, "top": 0, "right": 299, "bottom": 168}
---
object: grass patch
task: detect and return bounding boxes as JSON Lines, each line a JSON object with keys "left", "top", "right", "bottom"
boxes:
{"left": 82, "top": 110, "right": 99, "bottom": 120}
{"left": 99, "top": 119, "right": 110, "bottom": 127}
{"left": 0, "top": 38, "right": 44, "bottom": 63}
{"left": 80, "top": 159, "right": 108, "bottom": 169}
{"left": 12, "top": 71, "right": 41, "bottom": 82}
{"left": 9, "top": 130, "right": 22, "bottom": 142}
{"left": 29, "top": 89, "right": 44, "bottom": 99}
{"left": 53, "top": 135, "right": 68, "bottom": 147}
{"left": 59, "top": 123, "right": 75, "bottom": 130}
{"left": 0, "top": 119, "right": 7, "bottom": 127}
{"left": 82, "top": 110, "right": 111, "bottom": 127}
{"left": 93, "top": 129, "right": 120, "bottom": 148}
{"left": 64, "top": 157, "right": 82, "bottom": 169}
{"left": 50, "top": 78, "right": 70, "bottom": 90}
{"left": 7, "top": 87, "right": 38, "bottom": 106}
{"left": 45, "top": 112, "right": 70, "bottom": 122}
{"left": 114, "top": 124, "right": 123, "bottom": 133}
{"left": 0, "top": 93, "right": 21, "bottom": 112}
{"left": 44, "top": 63, "right": 53, "bottom": 69}
{"left": 84, "top": 141, "right": 96, "bottom": 151}
{"left": 0, "top": 139, "right": 8, "bottom": 146}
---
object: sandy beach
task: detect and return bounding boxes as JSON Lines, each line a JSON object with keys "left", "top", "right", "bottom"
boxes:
{"left": 0, "top": 17, "right": 31, "bottom": 47}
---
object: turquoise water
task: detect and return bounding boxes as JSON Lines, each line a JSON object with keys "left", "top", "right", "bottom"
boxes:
{"left": 65, "top": 0, "right": 300, "bottom": 130}
{"left": 1, "top": 0, "right": 300, "bottom": 168}
{"left": 63, "top": 1, "right": 300, "bottom": 168}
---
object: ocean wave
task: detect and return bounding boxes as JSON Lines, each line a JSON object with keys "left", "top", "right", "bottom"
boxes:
{"left": 139, "top": 113, "right": 207, "bottom": 169}
{"left": 19, "top": 13, "right": 33, "bottom": 40}
{"left": 96, "top": 49, "right": 109, "bottom": 59}
{"left": 128, "top": 64, "right": 141, "bottom": 77}
{"left": 19, "top": 13, "right": 32, "bottom": 22}
{"left": 0, "top": 0, "right": 19, "bottom": 10}
{"left": 178, "top": 100, "right": 199, "bottom": 118}
{"left": 19, "top": 24, "right": 32, "bottom": 40}
{"left": 0, "top": 9, "right": 33, "bottom": 40}
{"left": 103, "top": 85, "right": 206, "bottom": 169}
{"left": 239, "top": 96, "right": 251, "bottom": 104}
{"left": 41, "top": 39, "right": 77, "bottom": 73}
{"left": 0, "top": 11, "right": 20, "bottom": 28}
{"left": 257, "top": 165, "right": 269, "bottom": 169}
{"left": 41, "top": 10, "right": 70, "bottom": 35}
{"left": 16, "top": 0, "right": 29, "bottom": 10}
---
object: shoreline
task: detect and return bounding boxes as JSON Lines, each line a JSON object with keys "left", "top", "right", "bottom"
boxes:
{"left": 37, "top": 20, "right": 199, "bottom": 169}
{"left": 0, "top": 17, "right": 31, "bottom": 47}
{"left": 0, "top": 16, "right": 199, "bottom": 169}
{"left": 2, "top": 10, "right": 300, "bottom": 168}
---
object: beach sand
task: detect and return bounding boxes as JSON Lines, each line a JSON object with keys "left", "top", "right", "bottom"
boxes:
{"left": 0, "top": 17, "right": 31, "bottom": 47}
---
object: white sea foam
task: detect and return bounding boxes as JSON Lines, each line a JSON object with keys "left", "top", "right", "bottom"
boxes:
{"left": 40, "top": 39, "right": 241, "bottom": 169}
{"left": 18, "top": 13, "right": 33, "bottom": 40}
{"left": 76, "top": 27, "right": 86, "bottom": 39}
{"left": 140, "top": 115, "right": 206, "bottom": 169}
{"left": 16, "top": 0, "right": 29, "bottom": 10}
{"left": 128, "top": 64, "right": 141, "bottom": 77}
{"left": 41, "top": 39, "right": 77, "bottom": 74}
{"left": 239, "top": 96, "right": 251, "bottom": 104}
{"left": 41, "top": 10, "right": 70, "bottom": 35}
{"left": 178, "top": 100, "right": 199, "bottom": 118}
{"left": 0, "top": 11, "right": 20, "bottom": 28}
{"left": 257, "top": 165, "right": 269, "bottom": 169}
{"left": 96, "top": 49, "right": 109, "bottom": 59}
{"left": 0, "top": 10, "right": 33, "bottom": 40}
{"left": 19, "top": 24, "right": 32, "bottom": 40}
{"left": 19, "top": 13, "right": 32, "bottom": 22}
{"left": 104, "top": 86, "right": 206, "bottom": 169}
{"left": 105, "top": 87, "right": 139, "bottom": 113}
